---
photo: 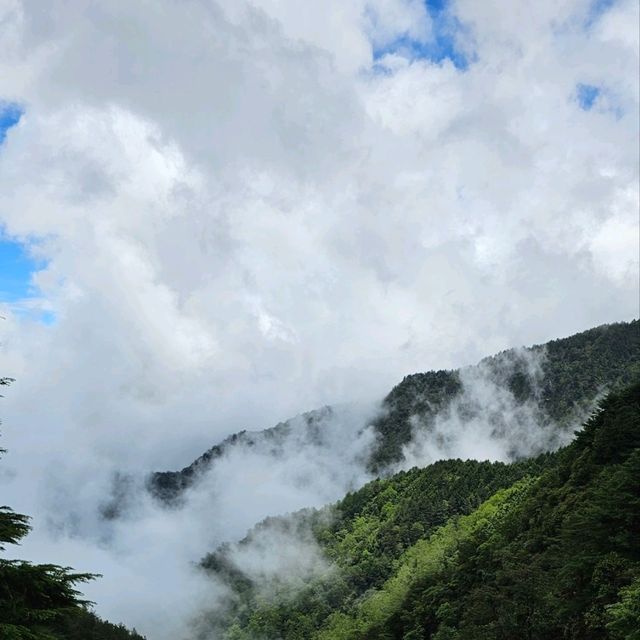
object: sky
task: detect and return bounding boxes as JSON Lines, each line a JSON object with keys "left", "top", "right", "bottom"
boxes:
{"left": 0, "top": 0, "right": 638, "bottom": 637}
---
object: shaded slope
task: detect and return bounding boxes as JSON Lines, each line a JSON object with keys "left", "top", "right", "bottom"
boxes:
{"left": 199, "top": 454, "right": 555, "bottom": 639}
{"left": 149, "top": 406, "right": 337, "bottom": 502}
{"left": 369, "top": 319, "right": 639, "bottom": 469}
{"left": 151, "top": 320, "right": 639, "bottom": 498}
{"left": 220, "top": 380, "right": 639, "bottom": 640}
{"left": 357, "top": 379, "right": 640, "bottom": 640}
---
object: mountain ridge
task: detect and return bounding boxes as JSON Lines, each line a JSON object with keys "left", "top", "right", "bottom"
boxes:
{"left": 200, "top": 379, "right": 640, "bottom": 639}
{"left": 150, "top": 319, "right": 639, "bottom": 500}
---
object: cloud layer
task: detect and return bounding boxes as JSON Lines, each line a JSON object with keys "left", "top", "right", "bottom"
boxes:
{"left": 0, "top": 0, "right": 638, "bottom": 637}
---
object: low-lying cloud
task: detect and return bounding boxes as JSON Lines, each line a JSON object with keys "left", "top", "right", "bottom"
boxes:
{"left": 0, "top": 0, "right": 638, "bottom": 637}
{"left": 399, "top": 348, "right": 574, "bottom": 470}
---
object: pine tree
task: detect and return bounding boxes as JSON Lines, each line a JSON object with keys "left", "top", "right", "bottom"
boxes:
{"left": 1, "top": 376, "right": 95, "bottom": 639}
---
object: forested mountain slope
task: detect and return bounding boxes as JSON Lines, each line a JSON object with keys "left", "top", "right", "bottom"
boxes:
{"left": 150, "top": 406, "right": 336, "bottom": 502}
{"left": 51, "top": 610, "right": 147, "bottom": 639}
{"left": 152, "top": 320, "right": 639, "bottom": 499}
{"left": 203, "top": 380, "right": 640, "bottom": 640}
{"left": 369, "top": 319, "right": 639, "bottom": 469}
{"left": 199, "top": 454, "right": 555, "bottom": 639}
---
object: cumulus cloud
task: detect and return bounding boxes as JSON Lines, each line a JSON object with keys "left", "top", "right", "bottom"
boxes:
{"left": 0, "top": 0, "right": 638, "bottom": 637}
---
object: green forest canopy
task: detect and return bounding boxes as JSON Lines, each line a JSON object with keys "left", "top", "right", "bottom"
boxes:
{"left": 207, "top": 380, "right": 640, "bottom": 640}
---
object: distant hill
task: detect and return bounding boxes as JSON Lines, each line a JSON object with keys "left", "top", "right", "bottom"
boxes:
{"left": 200, "top": 380, "right": 640, "bottom": 640}
{"left": 149, "top": 405, "right": 338, "bottom": 502}
{"left": 150, "top": 320, "right": 639, "bottom": 500}
{"left": 369, "top": 319, "right": 639, "bottom": 469}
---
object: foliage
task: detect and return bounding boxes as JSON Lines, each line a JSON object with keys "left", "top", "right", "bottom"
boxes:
{"left": 369, "top": 370, "right": 461, "bottom": 471}
{"left": 203, "top": 455, "right": 553, "bottom": 638}
{"left": 210, "top": 380, "right": 640, "bottom": 639}
{"left": 606, "top": 577, "right": 640, "bottom": 640}
{"left": 153, "top": 320, "right": 639, "bottom": 494}
{"left": 375, "top": 380, "right": 640, "bottom": 640}
{"left": 369, "top": 319, "right": 639, "bottom": 469}
{"left": 51, "top": 610, "right": 147, "bottom": 640}
{"left": 1, "top": 378, "right": 144, "bottom": 640}
{"left": 0, "top": 558, "right": 94, "bottom": 640}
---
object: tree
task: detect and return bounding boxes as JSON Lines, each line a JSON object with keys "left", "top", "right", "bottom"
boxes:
{"left": 1, "top": 376, "right": 95, "bottom": 639}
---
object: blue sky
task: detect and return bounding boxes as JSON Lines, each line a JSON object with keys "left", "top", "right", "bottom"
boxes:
{"left": 586, "top": 0, "right": 617, "bottom": 26}
{"left": 0, "top": 236, "right": 38, "bottom": 302}
{"left": 0, "top": 103, "right": 22, "bottom": 143}
{"left": 576, "top": 83, "right": 601, "bottom": 110}
{"left": 0, "top": 233, "right": 54, "bottom": 323}
{"left": 374, "top": 0, "right": 619, "bottom": 70}
{"left": 373, "top": 0, "right": 471, "bottom": 69}
{"left": 0, "top": 103, "right": 38, "bottom": 305}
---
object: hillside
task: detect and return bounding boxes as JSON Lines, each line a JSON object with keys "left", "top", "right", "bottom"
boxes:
{"left": 151, "top": 320, "right": 639, "bottom": 499}
{"left": 201, "top": 380, "right": 640, "bottom": 640}
{"left": 199, "top": 454, "right": 555, "bottom": 638}
{"left": 3, "top": 322, "right": 638, "bottom": 639}
{"left": 150, "top": 406, "right": 336, "bottom": 502}
{"left": 369, "top": 319, "right": 639, "bottom": 469}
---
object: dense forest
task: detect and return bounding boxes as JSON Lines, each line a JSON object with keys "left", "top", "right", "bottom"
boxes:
{"left": 369, "top": 319, "right": 639, "bottom": 469}
{"left": 0, "top": 377, "right": 145, "bottom": 640}
{"left": 152, "top": 320, "right": 639, "bottom": 499}
{"left": 203, "top": 380, "right": 640, "bottom": 639}
{"left": 2, "top": 321, "right": 638, "bottom": 638}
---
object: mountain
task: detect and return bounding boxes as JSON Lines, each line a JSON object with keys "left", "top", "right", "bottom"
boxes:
{"left": 369, "top": 318, "right": 639, "bottom": 469}
{"left": 3, "top": 321, "right": 638, "bottom": 638}
{"left": 150, "top": 320, "right": 639, "bottom": 500}
{"left": 149, "top": 406, "right": 337, "bottom": 502}
{"left": 200, "top": 380, "right": 640, "bottom": 640}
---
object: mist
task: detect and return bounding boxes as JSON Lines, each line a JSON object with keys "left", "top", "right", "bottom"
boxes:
{"left": 0, "top": 344, "right": 588, "bottom": 639}
{"left": 1, "top": 389, "right": 382, "bottom": 637}
{"left": 1, "top": 0, "right": 638, "bottom": 638}
{"left": 399, "top": 347, "right": 578, "bottom": 470}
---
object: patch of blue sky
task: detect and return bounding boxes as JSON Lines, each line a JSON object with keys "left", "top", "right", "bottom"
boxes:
{"left": 38, "top": 310, "right": 57, "bottom": 325}
{"left": 0, "top": 106, "right": 53, "bottom": 323}
{"left": 0, "top": 236, "right": 54, "bottom": 324}
{"left": 576, "top": 83, "right": 601, "bottom": 110}
{"left": 372, "top": 0, "right": 473, "bottom": 70}
{"left": 425, "top": 0, "right": 447, "bottom": 14}
{"left": 584, "top": 0, "right": 617, "bottom": 28}
{"left": 0, "top": 237, "right": 42, "bottom": 302}
{"left": 0, "top": 103, "right": 23, "bottom": 144}
{"left": 574, "top": 83, "right": 624, "bottom": 118}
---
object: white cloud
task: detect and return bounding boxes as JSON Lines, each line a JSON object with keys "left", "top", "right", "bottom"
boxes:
{"left": 399, "top": 348, "right": 569, "bottom": 470}
{"left": 0, "top": 0, "right": 637, "bottom": 636}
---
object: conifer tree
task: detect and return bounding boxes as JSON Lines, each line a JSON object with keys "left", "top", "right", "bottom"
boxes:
{"left": 0, "top": 376, "right": 95, "bottom": 639}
